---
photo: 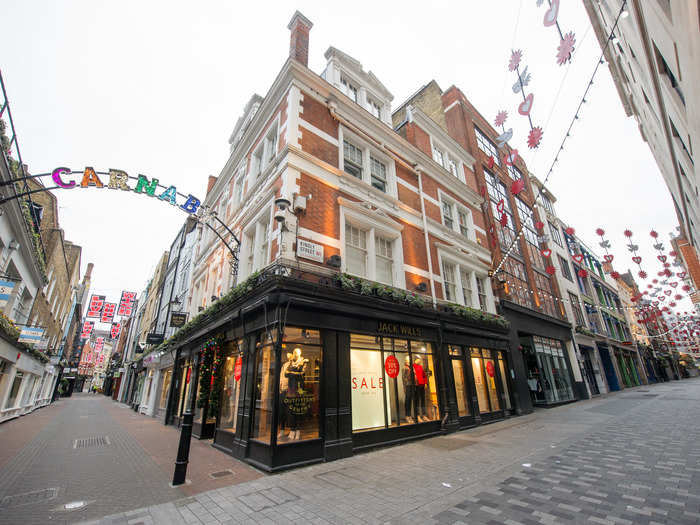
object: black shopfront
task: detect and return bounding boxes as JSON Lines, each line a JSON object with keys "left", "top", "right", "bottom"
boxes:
{"left": 162, "top": 270, "right": 519, "bottom": 471}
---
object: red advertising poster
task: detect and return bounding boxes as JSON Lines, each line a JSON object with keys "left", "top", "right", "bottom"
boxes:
{"left": 110, "top": 322, "right": 121, "bottom": 340}
{"left": 80, "top": 321, "right": 94, "bottom": 338}
{"left": 384, "top": 355, "right": 399, "bottom": 378}
{"left": 100, "top": 302, "right": 116, "bottom": 323}
{"left": 486, "top": 361, "right": 495, "bottom": 378}
{"left": 86, "top": 295, "right": 106, "bottom": 318}
{"left": 117, "top": 291, "right": 136, "bottom": 316}
{"left": 234, "top": 356, "right": 242, "bottom": 381}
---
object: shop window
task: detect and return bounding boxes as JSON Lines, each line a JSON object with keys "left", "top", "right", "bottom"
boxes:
{"left": 523, "top": 336, "right": 574, "bottom": 405}
{"left": 471, "top": 348, "right": 501, "bottom": 413}
{"left": 5, "top": 371, "right": 23, "bottom": 409}
{"left": 219, "top": 340, "right": 245, "bottom": 433}
{"left": 497, "top": 355, "right": 512, "bottom": 410}
{"left": 350, "top": 334, "right": 439, "bottom": 432}
{"left": 0, "top": 360, "right": 10, "bottom": 402}
{"left": 20, "top": 375, "right": 37, "bottom": 406}
{"left": 158, "top": 369, "right": 172, "bottom": 410}
{"left": 449, "top": 346, "right": 470, "bottom": 417}
{"left": 251, "top": 333, "right": 275, "bottom": 443}
{"left": 278, "top": 327, "right": 322, "bottom": 442}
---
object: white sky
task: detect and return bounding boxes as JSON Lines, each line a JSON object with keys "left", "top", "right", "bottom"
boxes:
{"left": 1, "top": 0, "right": 690, "bottom": 319}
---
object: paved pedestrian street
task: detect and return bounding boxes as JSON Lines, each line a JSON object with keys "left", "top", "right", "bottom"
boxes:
{"left": 3, "top": 380, "right": 700, "bottom": 524}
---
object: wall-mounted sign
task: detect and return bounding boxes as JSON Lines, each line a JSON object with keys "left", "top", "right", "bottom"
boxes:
{"left": 117, "top": 291, "right": 136, "bottom": 317}
{"left": 170, "top": 312, "right": 188, "bottom": 328}
{"left": 51, "top": 167, "right": 202, "bottom": 214}
{"left": 146, "top": 333, "right": 164, "bottom": 345}
{"left": 297, "top": 239, "right": 324, "bottom": 263}
{"left": 86, "top": 295, "right": 105, "bottom": 318}
{"left": 101, "top": 302, "right": 116, "bottom": 323}
{"left": 18, "top": 326, "right": 44, "bottom": 344}
{"left": 0, "top": 279, "right": 16, "bottom": 308}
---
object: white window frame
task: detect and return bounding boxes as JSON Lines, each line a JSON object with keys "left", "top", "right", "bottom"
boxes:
{"left": 248, "top": 117, "right": 280, "bottom": 183}
{"left": 367, "top": 97, "right": 382, "bottom": 119}
{"left": 438, "top": 191, "right": 476, "bottom": 242}
{"left": 340, "top": 76, "right": 358, "bottom": 103}
{"left": 238, "top": 206, "right": 272, "bottom": 282}
{"left": 430, "top": 137, "right": 463, "bottom": 182}
{"left": 438, "top": 251, "right": 494, "bottom": 312}
{"left": 339, "top": 128, "right": 397, "bottom": 197}
{"left": 340, "top": 205, "right": 405, "bottom": 288}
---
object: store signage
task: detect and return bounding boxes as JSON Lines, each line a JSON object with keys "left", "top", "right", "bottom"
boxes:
{"left": 0, "top": 279, "right": 16, "bottom": 307}
{"left": 377, "top": 322, "right": 422, "bottom": 338}
{"left": 117, "top": 291, "right": 137, "bottom": 316}
{"left": 384, "top": 355, "right": 399, "bottom": 378}
{"left": 146, "top": 333, "right": 164, "bottom": 345}
{"left": 101, "top": 302, "right": 117, "bottom": 323}
{"left": 86, "top": 295, "right": 106, "bottom": 318}
{"left": 170, "top": 312, "right": 188, "bottom": 328}
{"left": 18, "top": 326, "right": 44, "bottom": 344}
{"left": 486, "top": 361, "right": 495, "bottom": 378}
{"left": 296, "top": 239, "right": 324, "bottom": 263}
{"left": 234, "top": 356, "right": 242, "bottom": 381}
{"left": 51, "top": 167, "right": 202, "bottom": 214}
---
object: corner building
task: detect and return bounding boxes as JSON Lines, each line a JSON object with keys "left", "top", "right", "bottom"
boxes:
{"left": 395, "top": 83, "right": 583, "bottom": 408}
{"left": 161, "top": 12, "right": 558, "bottom": 472}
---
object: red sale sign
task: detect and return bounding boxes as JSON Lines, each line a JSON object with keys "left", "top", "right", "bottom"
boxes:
{"left": 384, "top": 355, "right": 399, "bottom": 378}
{"left": 486, "top": 361, "right": 495, "bottom": 378}
{"left": 234, "top": 356, "right": 242, "bottom": 381}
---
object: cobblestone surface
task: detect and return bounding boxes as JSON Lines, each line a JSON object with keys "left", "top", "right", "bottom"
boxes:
{"left": 80, "top": 379, "right": 700, "bottom": 525}
{"left": 4, "top": 380, "right": 700, "bottom": 524}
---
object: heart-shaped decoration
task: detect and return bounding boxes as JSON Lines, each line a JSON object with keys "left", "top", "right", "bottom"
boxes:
{"left": 658, "top": 255, "right": 667, "bottom": 262}
{"left": 503, "top": 149, "right": 519, "bottom": 166}
{"left": 610, "top": 271, "right": 620, "bottom": 279}
{"left": 545, "top": 265, "right": 556, "bottom": 275}
{"left": 543, "top": 0, "right": 560, "bottom": 27}
{"left": 659, "top": 296, "right": 665, "bottom": 302}
{"left": 518, "top": 94, "right": 534, "bottom": 116}
{"left": 573, "top": 254, "right": 584, "bottom": 263}
{"left": 670, "top": 282, "right": 678, "bottom": 288}
{"left": 632, "top": 256, "right": 642, "bottom": 264}
{"left": 496, "top": 199, "right": 505, "bottom": 214}
{"left": 653, "top": 301, "right": 659, "bottom": 306}
{"left": 683, "top": 285, "right": 691, "bottom": 292}
{"left": 657, "top": 271, "right": 665, "bottom": 277}
{"left": 665, "top": 290, "right": 672, "bottom": 296}
{"left": 603, "top": 254, "right": 614, "bottom": 263}
{"left": 565, "top": 227, "right": 575, "bottom": 235}
{"left": 540, "top": 248, "right": 552, "bottom": 258}
{"left": 664, "top": 269, "right": 672, "bottom": 277}
{"left": 678, "top": 272, "right": 687, "bottom": 279}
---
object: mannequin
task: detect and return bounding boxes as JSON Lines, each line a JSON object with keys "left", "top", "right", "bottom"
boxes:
{"left": 278, "top": 352, "right": 292, "bottom": 439}
{"left": 402, "top": 355, "right": 415, "bottom": 423}
{"left": 413, "top": 356, "right": 428, "bottom": 422}
{"left": 285, "top": 347, "right": 308, "bottom": 440}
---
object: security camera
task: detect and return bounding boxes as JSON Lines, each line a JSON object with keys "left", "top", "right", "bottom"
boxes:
{"left": 274, "top": 209, "right": 286, "bottom": 223}
{"left": 275, "top": 197, "right": 291, "bottom": 211}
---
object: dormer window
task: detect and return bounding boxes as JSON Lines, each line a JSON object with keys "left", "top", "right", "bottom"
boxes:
{"left": 341, "top": 76, "right": 358, "bottom": 103}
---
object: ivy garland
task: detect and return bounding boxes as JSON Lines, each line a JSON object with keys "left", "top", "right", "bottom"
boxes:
{"left": 196, "top": 337, "right": 225, "bottom": 418}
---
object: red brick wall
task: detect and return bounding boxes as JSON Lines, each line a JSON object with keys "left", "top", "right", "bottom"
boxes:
{"left": 298, "top": 174, "right": 343, "bottom": 239}
{"left": 398, "top": 184, "right": 421, "bottom": 212}
{"left": 402, "top": 223, "right": 428, "bottom": 271}
{"left": 300, "top": 93, "right": 338, "bottom": 138}
{"left": 300, "top": 129, "right": 338, "bottom": 167}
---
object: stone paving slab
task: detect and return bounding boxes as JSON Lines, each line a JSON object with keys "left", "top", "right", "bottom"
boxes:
{"left": 78, "top": 378, "right": 700, "bottom": 524}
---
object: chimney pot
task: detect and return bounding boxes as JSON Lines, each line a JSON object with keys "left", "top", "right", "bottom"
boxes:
{"left": 287, "top": 11, "right": 313, "bottom": 67}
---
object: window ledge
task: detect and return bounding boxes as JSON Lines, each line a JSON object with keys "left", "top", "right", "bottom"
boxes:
{"left": 428, "top": 219, "right": 490, "bottom": 261}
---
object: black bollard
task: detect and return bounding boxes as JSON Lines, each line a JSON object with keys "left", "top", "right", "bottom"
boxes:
{"left": 172, "top": 408, "right": 194, "bottom": 485}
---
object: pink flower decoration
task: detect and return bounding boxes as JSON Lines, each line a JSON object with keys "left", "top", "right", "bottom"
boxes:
{"left": 650, "top": 230, "right": 659, "bottom": 238}
{"left": 527, "top": 126, "right": 543, "bottom": 149}
{"left": 595, "top": 228, "right": 605, "bottom": 236}
{"left": 494, "top": 111, "right": 508, "bottom": 127}
{"left": 509, "top": 50, "right": 523, "bottom": 72}
{"left": 624, "top": 229, "right": 633, "bottom": 237}
{"left": 556, "top": 32, "right": 576, "bottom": 66}
{"left": 638, "top": 270, "right": 647, "bottom": 279}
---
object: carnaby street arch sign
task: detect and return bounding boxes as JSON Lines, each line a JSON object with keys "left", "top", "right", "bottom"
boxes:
{"left": 49, "top": 166, "right": 202, "bottom": 214}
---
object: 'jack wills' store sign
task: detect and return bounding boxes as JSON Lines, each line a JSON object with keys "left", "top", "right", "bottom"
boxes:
{"left": 377, "top": 322, "right": 422, "bottom": 338}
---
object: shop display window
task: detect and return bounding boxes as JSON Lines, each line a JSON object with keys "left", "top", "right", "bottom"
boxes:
{"left": 5, "top": 371, "right": 23, "bottom": 409}
{"left": 470, "top": 348, "right": 506, "bottom": 413}
{"left": 350, "top": 334, "right": 439, "bottom": 432}
{"left": 219, "top": 340, "right": 244, "bottom": 432}
{"left": 524, "top": 336, "right": 574, "bottom": 404}
{"left": 158, "top": 369, "right": 172, "bottom": 410}
{"left": 177, "top": 360, "right": 193, "bottom": 417}
{"left": 278, "top": 327, "right": 322, "bottom": 442}
{"left": 449, "top": 346, "right": 470, "bottom": 417}
{"left": 251, "top": 333, "right": 275, "bottom": 443}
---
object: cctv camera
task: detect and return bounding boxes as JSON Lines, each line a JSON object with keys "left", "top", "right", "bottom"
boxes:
{"left": 275, "top": 197, "right": 291, "bottom": 211}
{"left": 274, "top": 210, "right": 286, "bottom": 223}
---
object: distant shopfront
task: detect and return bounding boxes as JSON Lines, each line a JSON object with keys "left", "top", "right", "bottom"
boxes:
{"left": 159, "top": 268, "right": 520, "bottom": 471}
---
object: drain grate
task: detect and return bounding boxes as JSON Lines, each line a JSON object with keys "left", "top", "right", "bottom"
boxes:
{"left": 0, "top": 488, "right": 58, "bottom": 508}
{"left": 73, "top": 436, "right": 111, "bottom": 449}
{"left": 209, "top": 469, "right": 234, "bottom": 479}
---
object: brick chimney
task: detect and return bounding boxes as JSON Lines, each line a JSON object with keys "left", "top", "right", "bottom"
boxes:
{"left": 206, "top": 175, "right": 218, "bottom": 195}
{"left": 84, "top": 262, "right": 94, "bottom": 282}
{"left": 288, "top": 11, "right": 313, "bottom": 67}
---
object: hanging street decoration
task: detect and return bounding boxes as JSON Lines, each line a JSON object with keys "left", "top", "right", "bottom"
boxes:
{"left": 505, "top": 49, "right": 543, "bottom": 149}
{"left": 536, "top": 0, "right": 577, "bottom": 66}
{"left": 80, "top": 321, "right": 94, "bottom": 339}
{"left": 100, "top": 302, "right": 117, "bottom": 324}
{"left": 117, "top": 291, "right": 137, "bottom": 317}
{"left": 110, "top": 322, "right": 121, "bottom": 340}
{"left": 86, "top": 295, "right": 106, "bottom": 318}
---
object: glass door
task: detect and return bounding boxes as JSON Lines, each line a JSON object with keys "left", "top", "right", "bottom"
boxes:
{"left": 448, "top": 346, "right": 475, "bottom": 426}
{"left": 470, "top": 348, "right": 505, "bottom": 420}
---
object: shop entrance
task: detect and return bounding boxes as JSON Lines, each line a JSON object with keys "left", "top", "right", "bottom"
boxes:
{"left": 521, "top": 336, "right": 575, "bottom": 406}
{"left": 580, "top": 347, "right": 600, "bottom": 395}
{"left": 597, "top": 344, "right": 620, "bottom": 391}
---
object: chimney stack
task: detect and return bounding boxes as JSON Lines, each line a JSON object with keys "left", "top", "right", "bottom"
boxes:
{"left": 84, "top": 262, "right": 94, "bottom": 282}
{"left": 288, "top": 11, "right": 313, "bottom": 67}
